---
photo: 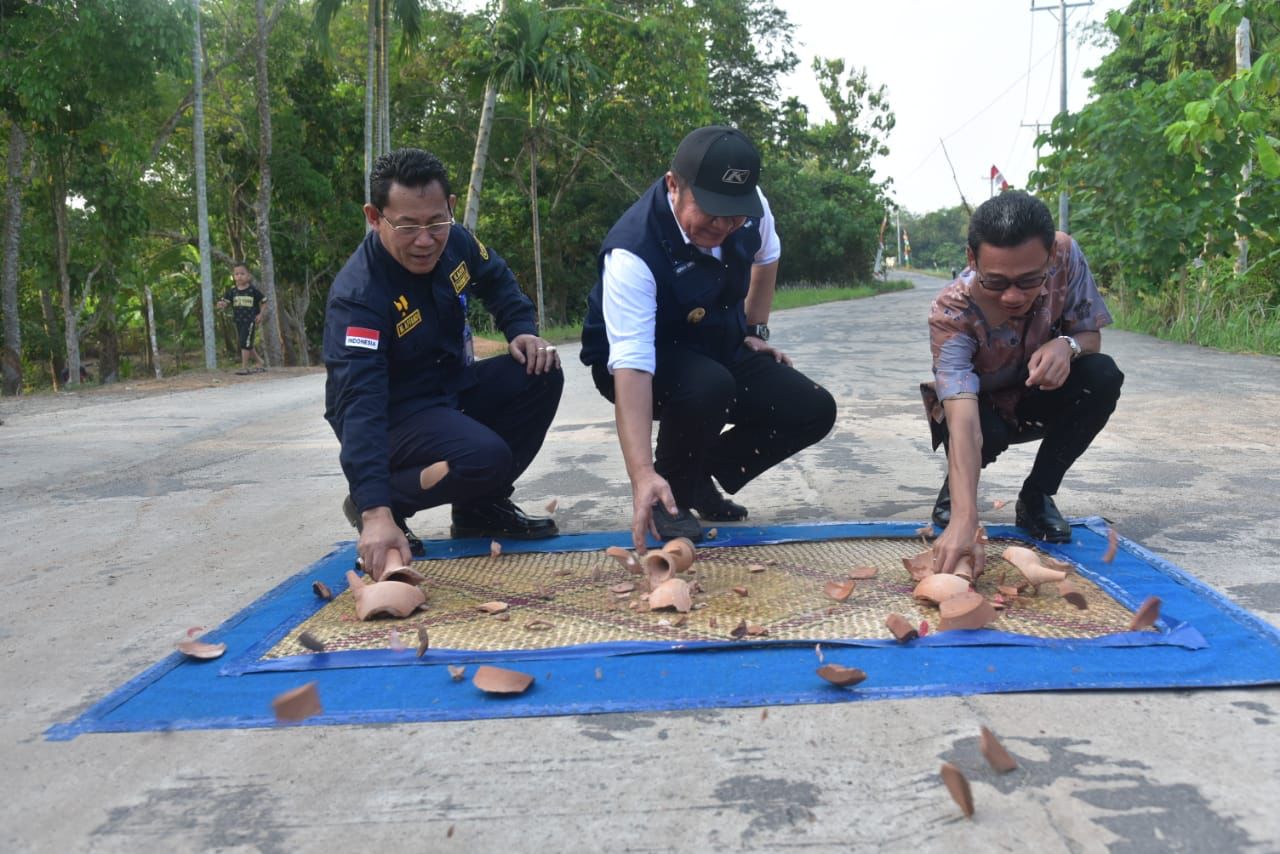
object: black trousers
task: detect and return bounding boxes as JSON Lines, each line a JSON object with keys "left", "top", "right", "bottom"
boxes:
{"left": 387, "top": 355, "right": 563, "bottom": 518}
{"left": 593, "top": 346, "right": 836, "bottom": 504}
{"left": 937, "top": 353, "right": 1124, "bottom": 495}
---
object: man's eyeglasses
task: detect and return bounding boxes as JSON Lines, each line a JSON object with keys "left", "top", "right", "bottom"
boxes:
{"left": 975, "top": 269, "right": 1053, "bottom": 292}
{"left": 379, "top": 211, "right": 454, "bottom": 237}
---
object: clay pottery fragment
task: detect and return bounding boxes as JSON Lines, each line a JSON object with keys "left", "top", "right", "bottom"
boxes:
{"left": 980, "top": 726, "right": 1018, "bottom": 773}
{"left": 272, "top": 682, "right": 322, "bottom": 722}
{"left": 312, "top": 581, "right": 333, "bottom": 600}
{"left": 346, "top": 570, "right": 427, "bottom": 620}
{"left": 661, "top": 537, "right": 697, "bottom": 573}
{"left": 670, "top": 615, "right": 688, "bottom": 628}
{"left": 915, "top": 525, "right": 936, "bottom": 539}
{"left": 605, "top": 545, "right": 640, "bottom": 573}
{"left": 732, "top": 586, "right": 749, "bottom": 597}
{"left": 545, "top": 497, "right": 558, "bottom": 514}
{"left": 297, "top": 631, "right": 325, "bottom": 652}
{"left": 1103, "top": 527, "right": 1119, "bottom": 563}
{"left": 648, "top": 578, "right": 693, "bottom": 612}
{"left": 848, "top": 566, "right": 878, "bottom": 580}
{"left": 885, "top": 613, "right": 918, "bottom": 643}
{"left": 493, "top": 613, "right": 511, "bottom": 622}
{"left": 997, "top": 584, "right": 1021, "bottom": 597}
{"left": 902, "top": 549, "right": 935, "bottom": 581}
{"left": 1002, "top": 546, "right": 1066, "bottom": 587}
{"left": 992, "top": 498, "right": 1007, "bottom": 510}
{"left": 816, "top": 664, "right": 868, "bottom": 687}
{"left": 706, "top": 528, "right": 718, "bottom": 540}
{"left": 524, "top": 619, "right": 554, "bottom": 631}
{"left": 940, "top": 762, "right": 974, "bottom": 817}
{"left": 186, "top": 626, "right": 205, "bottom": 637}
{"left": 747, "top": 563, "right": 766, "bottom": 573}
{"left": 913, "top": 573, "right": 971, "bottom": 605}
{"left": 729, "top": 619, "right": 749, "bottom": 639}
{"left": 919, "top": 620, "right": 930, "bottom": 637}
{"left": 416, "top": 627, "right": 430, "bottom": 658}
{"left": 490, "top": 540, "right": 502, "bottom": 558}
{"left": 447, "top": 665, "right": 466, "bottom": 681}
{"left": 824, "top": 579, "right": 856, "bottom": 602}
{"left": 1057, "top": 581, "right": 1088, "bottom": 610}
{"left": 953, "top": 555, "right": 976, "bottom": 581}
{"left": 1127, "top": 595, "right": 1161, "bottom": 631}
{"left": 379, "top": 564, "right": 426, "bottom": 585}
{"left": 642, "top": 550, "right": 676, "bottom": 586}
{"left": 176, "top": 639, "right": 226, "bottom": 659}
{"left": 744, "top": 624, "right": 768, "bottom": 636}
{"left": 476, "top": 601, "right": 509, "bottom": 614}
{"left": 610, "top": 581, "right": 636, "bottom": 595}
{"left": 938, "top": 591, "right": 998, "bottom": 631}
{"left": 708, "top": 616, "right": 719, "bottom": 629}
{"left": 472, "top": 665, "right": 534, "bottom": 694}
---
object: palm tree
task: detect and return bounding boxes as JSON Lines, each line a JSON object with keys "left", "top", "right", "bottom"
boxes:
{"left": 486, "top": 0, "right": 597, "bottom": 326}
{"left": 313, "top": 0, "right": 421, "bottom": 204}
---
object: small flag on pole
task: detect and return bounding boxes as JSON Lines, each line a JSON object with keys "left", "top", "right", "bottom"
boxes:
{"left": 990, "top": 165, "right": 1010, "bottom": 191}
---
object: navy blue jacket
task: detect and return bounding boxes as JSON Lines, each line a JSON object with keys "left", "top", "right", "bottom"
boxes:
{"left": 580, "top": 178, "right": 763, "bottom": 369}
{"left": 324, "top": 228, "right": 537, "bottom": 513}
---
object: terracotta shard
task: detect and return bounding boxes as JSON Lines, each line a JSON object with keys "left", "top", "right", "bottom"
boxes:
{"left": 272, "top": 682, "right": 322, "bottom": 722}
{"left": 175, "top": 639, "right": 226, "bottom": 659}
{"left": 447, "top": 665, "right": 466, "bottom": 681}
{"left": 940, "top": 762, "right": 974, "bottom": 817}
{"left": 816, "top": 664, "right": 868, "bottom": 687}
{"left": 490, "top": 540, "right": 502, "bottom": 558}
{"left": 748, "top": 563, "right": 767, "bottom": 573}
{"left": 670, "top": 614, "right": 688, "bottom": 628}
{"left": 1103, "top": 527, "right": 1119, "bottom": 563}
{"left": 648, "top": 577, "right": 693, "bottom": 612}
{"left": 297, "top": 631, "right": 325, "bottom": 652}
{"left": 918, "top": 620, "right": 930, "bottom": 637}
{"left": 416, "top": 627, "right": 430, "bottom": 657}
{"left": 733, "top": 586, "right": 749, "bottom": 597}
{"left": 902, "top": 549, "right": 935, "bottom": 581}
{"left": 1128, "top": 595, "right": 1161, "bottom": 631}
{"left": 186, "top": 626, "right": 205, "bottom": 638}
{"left": 476, "top": 601, "right": 509, "bottom": 614}
{"left": 744, "top": 624, "right": 768, "bottom": 636}
{"left": 729, "top": 619, "right": 749, "bottom": 639}
{"left": 938, "top": 591, "right": 998, "bottom": 631}
{"left": 609, "top": 581, "right": 636, "bottom": 595}
{"left": 1002, "top": 546, "right": 1067, "bottom": 587}
{"left": 824, "top": 579, "right": 856, "bottom": 602}
{"left": 312, "top": 581, "right": 333, "bottom": 601}
{"left": 915, "top": 525, "right": 936, "bottom": 539}
{"left": 912, "top": 573, "right": 970, "bottom": 605}
{"left": 992, "top": 498, "right": 1007, "bottom": 510}
{"left": 706, "top": 528, "right": 718, "bottom": 540}
{"left": 848, "top": 565, "right": 878, "bottom": 580}
{"left": 661, "top": 537, "right": 697, "bottom": 573}
{"left": 605, "top": 545, "right": 640, "bottom": 573}
{"left": 708, "top": 616, "right": 719, "bottom": 629}
{"left": 1057, "top": 581, "right": 1088, "bottom": 610}
{"left": 346, "top": 570, "right": 427, "bottom": 620}
{"left": 980, "top": 726, "right": 1018, "bottom": 773}
{"left": 545, "top": 497, "right": 558, "bottom": 514}
{"left": 997, "top": 584, "right": 1021, "bottom": 597}
{"left": 885, "top": 613, "right": 919, "bottom": 643}
{"left": 472, "top": 665, "right": 534, "bottom": 694}
{"left": 379, "top": 564, "right": 426, "bottom": 585}
{"left": 524, "top": 619, "right": 554, "bottom": 631}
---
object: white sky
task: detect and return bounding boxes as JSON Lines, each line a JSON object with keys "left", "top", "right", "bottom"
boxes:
{"left": 777, "top": 0, "right": 1130, "bottom": 214}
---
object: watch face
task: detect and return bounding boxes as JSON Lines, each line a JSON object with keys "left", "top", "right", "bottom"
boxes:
{"left": 751, "top": 324, "right": 769, "bottom": 341}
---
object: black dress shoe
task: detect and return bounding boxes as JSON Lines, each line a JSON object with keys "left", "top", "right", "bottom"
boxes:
{"left": 1015, "top": 491, "right": 1072, "bottom": 543}
{"left": 450, "top": 497, "right": 558, "bottom": 540}
{"left": 931, "top": 478, "right": 951, "bottom": 528}
{"left": 687, "top": 477, "right": 748, "bottom": 522}
{"left": 651, "top": 502, "right": 704, "bottom": 541}
{"left": 342, "top": 495, "right": 425, "bottom": 557}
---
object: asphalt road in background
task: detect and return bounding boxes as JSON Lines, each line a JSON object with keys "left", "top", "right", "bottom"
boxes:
{"left": 2, "top": 271, "right": 1277, "bottom": 851}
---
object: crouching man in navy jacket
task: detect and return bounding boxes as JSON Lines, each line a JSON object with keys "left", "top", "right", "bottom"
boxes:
{"left": 580, "top": 126, "right": 836, "bottom": 550}
{"left": 324, "top": 148, "right": 562, "bottom": 578}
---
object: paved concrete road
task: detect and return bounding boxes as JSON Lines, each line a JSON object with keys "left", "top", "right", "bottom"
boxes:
{"left": 2, "top": 272, "right": 1277, "bottom": 852}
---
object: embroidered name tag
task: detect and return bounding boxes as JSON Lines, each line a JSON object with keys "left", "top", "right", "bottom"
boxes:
{"left": 344, "top": 326, "right": 380, "bottom": 350}
{"left": 674, "top": 261, "right": 695, "bottom": 275}
{"left": 395, "top": 309, "right": 422, "bottom": 338}
{"left": 450, "top": 262, "right": 470, "bottom": 294}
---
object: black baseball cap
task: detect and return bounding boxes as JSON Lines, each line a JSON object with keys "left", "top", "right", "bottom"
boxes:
{"left": 670, "top": 125, "right": 763, "bottom": 218}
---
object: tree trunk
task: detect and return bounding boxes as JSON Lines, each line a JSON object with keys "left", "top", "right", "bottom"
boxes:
{"left": 364, "top": 0, "right": 376, "bottom": 207}
{"left": 253, "top": 0, "right": 285, "bottom": 366}
{"left": 2, "top": 122, "right": 26, "bottom": 395}
{"left": 144, "top": 284, "right": 162, "bottom": 378}
{"left": 192, "top": 0, "right": 217, "bottom": 370}
{"left": 379, "top": 0, "right": 390, "bottom": 156}
{"left": 529, "top": 133, "right": 545, "bottom": 328}
{"left": 51, "top": 154, "right": 81, "bottom": 389}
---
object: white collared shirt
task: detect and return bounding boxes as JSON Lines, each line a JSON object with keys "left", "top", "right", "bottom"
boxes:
{"left": 602, "top": 187, "right": 780, "bottom": 374}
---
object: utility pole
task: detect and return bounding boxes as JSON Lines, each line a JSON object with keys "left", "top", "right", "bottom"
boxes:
{"left": 1031, "top": 0, "right": 1092, "bottom": 233}
{"left": 895, "top": 207, "right": 902, "bottom": 269}
{"left": 1234, "top": 0, "right": 1251, "bottom": 273}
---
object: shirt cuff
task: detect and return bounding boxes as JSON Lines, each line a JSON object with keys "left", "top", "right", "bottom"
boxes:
{"left": 607, "top": 340, "right": 656, "bottom": 375}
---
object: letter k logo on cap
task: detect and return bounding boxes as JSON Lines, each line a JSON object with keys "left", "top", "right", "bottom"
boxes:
{"left": 721, "top": 168, "right": 750, "bottom": 185}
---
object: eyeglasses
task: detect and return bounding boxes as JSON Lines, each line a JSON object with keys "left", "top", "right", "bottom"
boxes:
{"left": 975, "top": 269, "right": 1053, "bottom": 291}
{"left": 378, "top": 211, "right": 454, "bottom": 238}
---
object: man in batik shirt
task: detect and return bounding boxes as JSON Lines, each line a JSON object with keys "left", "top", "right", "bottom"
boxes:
{"left": 923, "top": 191, "right": 1124, "bottom": 573}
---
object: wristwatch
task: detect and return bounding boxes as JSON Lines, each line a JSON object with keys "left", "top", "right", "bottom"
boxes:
{"left": 1057, "top": 335, "right": 1081, "bottom": 360}
{"left": 747, "top": 323, "right": 770, "bottom": 341}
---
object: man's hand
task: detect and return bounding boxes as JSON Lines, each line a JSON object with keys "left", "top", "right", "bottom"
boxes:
{"left": 510, "top": 333, "right": 561, "bottom": 375}
{"left": 357, "top": 507, "right": 412, "bottom": 581}
{"left": 1026, "top": 337, "right": 1073, "bottom": 390}
{"left": 630, "top": 468, "right": 677, "bottom": 553}
{"left": 932, "top": 521, "right": 978, "bottom": 576}
{"left": 744, "top": 335, "right": 792, "bottom": 366}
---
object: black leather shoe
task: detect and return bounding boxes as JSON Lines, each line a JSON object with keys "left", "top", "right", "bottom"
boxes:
{"left": 931, "top": 478, "right": 951, "bottom": 528}
{"left": 1015, "top": 491, "right": 1072, "bottom": 543}
{"left": 342, "top": 495, "right": 425, "bottom": 557}
{"left": 450, "top": 498, "right": 558, "bottom": 540}
{"left": 652, "top": 502, "right": 704, "bottom": 542}
{"left": 687, "top": 477, "right": 748, "bottom": 522}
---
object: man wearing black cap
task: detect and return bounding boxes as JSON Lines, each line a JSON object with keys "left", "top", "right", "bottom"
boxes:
{"left": 580, "top": 126, "right": 837, "bottom": 550}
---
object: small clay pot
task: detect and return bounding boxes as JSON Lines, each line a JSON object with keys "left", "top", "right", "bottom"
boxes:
{"left": 912, "top": 573, "right": 971, "bottom": 605}
{"left": 641, "top": 550, "right": 676, "bottom": 587}
{"left": 661, "top": 537, "right": 697, "bottom": 573}
{"left": 345, "top": 569, "right": 426, "bottom": 620}
{"left": 938, "top": 591, "right": 997, "bottom": 631}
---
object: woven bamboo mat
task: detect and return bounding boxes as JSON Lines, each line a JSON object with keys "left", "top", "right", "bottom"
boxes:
{"left": 263, "top": 537, "right": 1141, "bottom": 659}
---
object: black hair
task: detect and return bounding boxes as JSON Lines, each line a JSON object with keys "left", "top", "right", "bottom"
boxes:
{"left": 231, "top": 260, "right": 251, "bottom": 272}
{"left": 967, "top": 190, "right": 1055, "bottom": 259}
{"left": 369, "top": 148, "right": 451, "bottom": 210}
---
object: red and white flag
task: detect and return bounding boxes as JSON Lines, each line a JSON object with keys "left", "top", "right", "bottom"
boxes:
{"left": 990, "top": 165, "right": 1010, "bottom": 191}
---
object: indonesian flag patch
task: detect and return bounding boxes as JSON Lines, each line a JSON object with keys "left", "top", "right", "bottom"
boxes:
{"left": 344, "top": 326, "right": 380, "bottom": 350}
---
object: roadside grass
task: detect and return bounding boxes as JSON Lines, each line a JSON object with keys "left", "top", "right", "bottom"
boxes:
{"left": 1111, "top": 298, "right": 1280, "bottom": 356}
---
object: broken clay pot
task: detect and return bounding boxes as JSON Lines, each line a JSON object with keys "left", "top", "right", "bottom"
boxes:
{"left": 345, "top": 570, "right": 426, "bottom": 621}
{"left": 472, "top": 665, "right": 534, "bottom": 694}
{"left": 1127, "top": 595, "right": 1161, "bottom": 631}
{"left": 902, "top": 549, "right": 935, "bottom": 581}
{"left": 605, "top": 545, "right": 641, "bottom": 574}
{"left": 823, "top": 579, "right": 856, "bottom": 602}
{"left": 816, "top": 664, "right": 868, "bottom": 687}
{"left": 885, "top": 613, "right": 919, "bottom": 643}
{"left": 272, "top": 682, "right": 322, "bottom": 722}
{"left": 980, "top": 726, "right": 1018, "bottom": 773}
{"left": 648, "top": 577, "right": 693, "bottom": 612}
{"left": 940, "top": 762, "right": 974, "bottom": 817}
{"left": 938, "top": 591, "right": 998, "bottom": 631}
{"left": 176, "top": 639, "right": 226, "bottom": 659}
{"left": 641, "top": 550, "right": 677, "bottom": 587}
{"left": 1057, "top": 580, "right": 1088, "bottom": 610}
{"left": 661, "top": 537, "right": 697, "bottom": 573}
{"left": 848, "top": 565, "right": 878, "bottom": 580}
{"left": 912, "top": 573, "right": 971, "bottom": 605}
{"left": 1002, "top": 546, "right": 1067, "bottom": 588}
{"left": 378, "top": 563, "right": 426, "bottom": 585}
